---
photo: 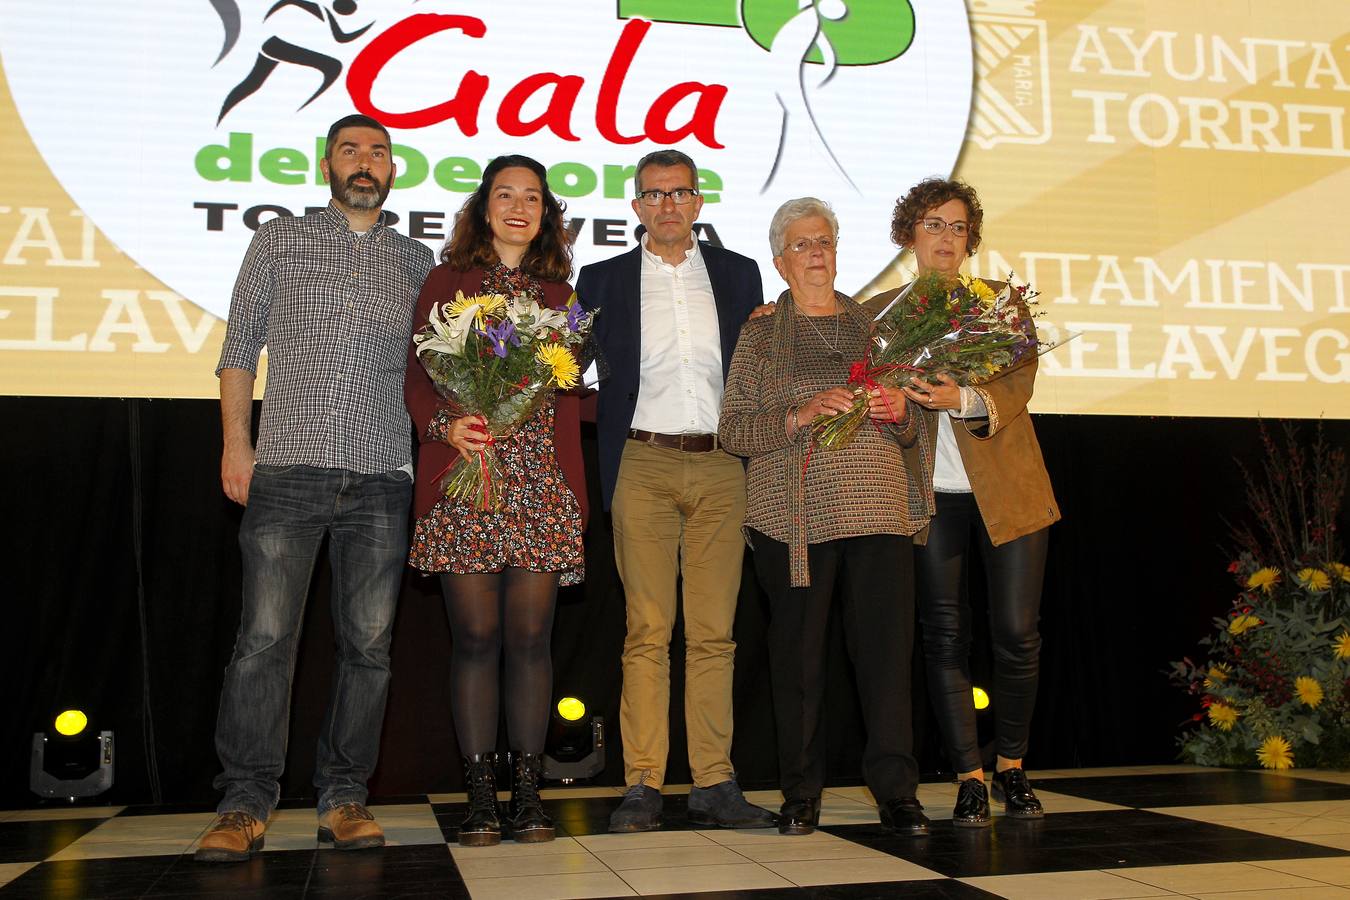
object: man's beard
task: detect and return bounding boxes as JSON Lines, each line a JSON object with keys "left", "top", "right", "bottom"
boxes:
{"left": 332, "top": 171, "right": 391, "bottom": 210}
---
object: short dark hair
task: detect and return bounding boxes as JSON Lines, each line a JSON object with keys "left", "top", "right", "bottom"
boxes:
{"left": 325, "top": 114, "right": 391, "bottom": 159}
{"left": 443, "top": 155, "right": 573, "bottom": 283}
{"left": 890, "top": 177, "right": 984, "bottom": 255}
{"left": 634, "top": 149, "right": 698, "bottom": 194}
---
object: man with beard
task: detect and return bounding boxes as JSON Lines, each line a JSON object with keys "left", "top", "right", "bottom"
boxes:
{"left": 197, "top": 114, "right": 433, "bottom": 862}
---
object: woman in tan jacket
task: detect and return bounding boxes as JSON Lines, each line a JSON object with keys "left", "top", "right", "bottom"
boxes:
{"left": 868, "top": 178, "right": 1060, "bottom": 828}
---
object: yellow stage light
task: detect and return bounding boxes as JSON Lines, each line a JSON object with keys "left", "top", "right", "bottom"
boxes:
{"left": 556, "top": 697, "right": 586, "bottom": 721}
{"left": 54, "top": 710, "right": 88, "bottom": 737}
{"left": 972, "top": 687, "right": 990, "bottom": 710}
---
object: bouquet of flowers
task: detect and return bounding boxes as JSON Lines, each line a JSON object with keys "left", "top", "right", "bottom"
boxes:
{"left": 1170, "top": 423, "right": 1350, "bottom": 770}
{"left": 812, "top": 271, "right": 1045, "bottom": 450}
{"left": 414, "top": 290, "right": 595, "bottom": 510}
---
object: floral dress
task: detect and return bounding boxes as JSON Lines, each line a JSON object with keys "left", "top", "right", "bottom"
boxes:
{"left": 408, "top": 264, "right": 585, "bottom": 585}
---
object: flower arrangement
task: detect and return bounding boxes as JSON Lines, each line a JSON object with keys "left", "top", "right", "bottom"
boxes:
{"left": 1171, "top": 423, "right": 1350, "bottom": 769}
{"left": 414, "top": 290, "right": 594, "bottom": 510}
{"left": 812, "top": 271, "right": 1046, "bottom": 450}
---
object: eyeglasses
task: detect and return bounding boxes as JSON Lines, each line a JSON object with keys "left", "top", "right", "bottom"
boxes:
{"left": 920, "top": 217, "right": 969, "bottom": 237}
{"left": 635, "top": 188, "right": 700, "bottom": 206}
{"left": 784, "top": 236, "right": 837, "bottom": 254}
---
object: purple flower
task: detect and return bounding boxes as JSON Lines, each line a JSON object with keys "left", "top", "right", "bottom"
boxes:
{"left": 482, "top": 319, "right": 519, "bottom": 358}
{"left": 565, "top": 301, "right": 585, "bottom": 333}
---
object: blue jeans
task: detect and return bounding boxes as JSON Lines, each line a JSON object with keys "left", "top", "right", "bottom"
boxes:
{"left": 212, "top": 464, "right": 411, "bottom": 821}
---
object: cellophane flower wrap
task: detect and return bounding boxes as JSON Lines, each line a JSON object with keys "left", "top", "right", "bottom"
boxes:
{"left": 812, "top": 271, "right": 1045, "bottom": 450}
{"left": 414, "top": 290, "right": 595, "bottom": 510}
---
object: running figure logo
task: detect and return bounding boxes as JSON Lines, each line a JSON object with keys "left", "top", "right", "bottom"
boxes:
{"left": 620, "top": 0, "right": 915, "bottom": 193}
{"left": 208, "top": 0, "right": 376, "bottom": 123}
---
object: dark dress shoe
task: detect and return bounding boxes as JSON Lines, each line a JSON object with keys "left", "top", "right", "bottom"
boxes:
{"left": 688, "top": 780, "right": 777, "bottom": 828}
{"left": 991, "top": 767, "right": 1044, "bottom": 819}
{"left": 879, "top": 797, "right": 930, "bottom": 835}
{"left": 952, "top": 777, "right": 991, "bottom": 828}
{"left": 777, "top": 797, "right": 821, "bottom": 835}
{"left": 609, "top": 784, "right": 662, "bottom": 833}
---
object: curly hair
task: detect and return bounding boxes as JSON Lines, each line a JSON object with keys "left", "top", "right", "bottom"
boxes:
{"left": 443, "top": 155, "right": 572, "bottom": 282}
{"left": 889, "top": 177, "right": 983, "bottom": 255}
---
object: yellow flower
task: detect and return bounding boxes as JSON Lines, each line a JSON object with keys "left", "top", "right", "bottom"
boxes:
{"left": 960, "top": 274, "right": 999, "bottom": 308}
{"left": 535, "top": 342, "right": 579, "bottom": 388}
{"left": 1207, "top": 703, "right": 1238, "bottom": 731}
{"left": 1295, "top": 676, "right": 1324, "bottom": 709}
{"left": 1246, "top": 567, "right": 1280, "bottom": 593}
{"left": 1229, "top": 614, "right": 1262, "bottom": 636}
{"left": 1329, "top": 562, "right": 1350, "bottom": 583}
{"left": 1333, "top": 632, "right": 1350, "bottom": 660}
{"left": 1257, "top": 735, "right": 1294, "bottom": 770}
{"left": 445, "top": 291, "right": 506, "bottom": 326}
{"left": 1296, "top": 568, "right": 1332, "bottom": 592}
{"left": 1203, "top": 664, "right": 1231, "bottom": 689}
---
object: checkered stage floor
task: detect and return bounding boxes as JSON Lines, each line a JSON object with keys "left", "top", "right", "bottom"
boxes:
{"left": 5, "top": 766, "right": 1350, "bottom": 898}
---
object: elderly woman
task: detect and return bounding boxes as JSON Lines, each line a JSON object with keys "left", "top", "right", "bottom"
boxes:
{"left": 405, "top": 154, "right": 586, "bottom": 847}
{"left": 868, "top": 178, "right": 1059, "bottom": 827}
{"left": 719, "top": 198, "right": 932, "bottom": 837}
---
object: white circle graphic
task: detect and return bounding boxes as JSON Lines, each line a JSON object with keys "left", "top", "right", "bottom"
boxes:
{"left": 0, "top": 0, "right": 972, "bottom": 318}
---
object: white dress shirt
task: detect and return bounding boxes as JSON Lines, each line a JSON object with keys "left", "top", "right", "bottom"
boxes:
{"left": 630, "top": 236, "right": 723, "bottom": 434}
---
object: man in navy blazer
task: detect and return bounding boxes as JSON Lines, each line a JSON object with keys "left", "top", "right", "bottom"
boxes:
{"left": 576, "top": 149, "right": 773, "bottom": 832}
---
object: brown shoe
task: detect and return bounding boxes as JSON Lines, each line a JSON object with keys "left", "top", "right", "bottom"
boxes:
{"left": 317, "top": 802, "right": 385, "bottom": 850}
{"left": 194, "top": 811, "right": 266, "bottom": 863}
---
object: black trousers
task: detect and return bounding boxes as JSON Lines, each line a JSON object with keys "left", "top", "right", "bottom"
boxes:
{"left": 915, "top": 491, "right": 1049, "bottom": 774}
{"left": 750, "top": 530, "right": 919, "bottom": 804}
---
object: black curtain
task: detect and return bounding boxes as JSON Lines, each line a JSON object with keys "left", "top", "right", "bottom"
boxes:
{"left": 6, "top": 396, "right": 1347, "bottom": 808}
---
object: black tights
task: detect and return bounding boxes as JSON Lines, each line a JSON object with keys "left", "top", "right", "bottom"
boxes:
{"left": 916, "top": 491, "right": 1048, "bottom": 774}
{"left": 440, "top": 569, "right": 559, "bottom": 756}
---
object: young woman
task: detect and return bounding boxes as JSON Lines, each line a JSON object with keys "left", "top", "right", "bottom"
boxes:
{"left": 404, "top": 155, "right": 586, "bottom": 847}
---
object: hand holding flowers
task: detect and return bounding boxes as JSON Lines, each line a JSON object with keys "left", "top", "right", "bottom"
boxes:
{"left": 414, "top": 290, "right": 595, "bottom": 510}
{"left": 811, "top": 271, "right": 1049, "bottom": 450}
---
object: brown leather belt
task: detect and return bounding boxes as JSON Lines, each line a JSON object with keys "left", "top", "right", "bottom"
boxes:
{"left": 628, "top": 429, "right": 720, "bottom": 453}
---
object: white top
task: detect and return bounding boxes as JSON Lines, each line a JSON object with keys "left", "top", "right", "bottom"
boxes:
{"left": 932, "top": 387, "right": 988, "bottom": 493}
{"left": 630, "top": 236, "right": 724, "bottom": 434}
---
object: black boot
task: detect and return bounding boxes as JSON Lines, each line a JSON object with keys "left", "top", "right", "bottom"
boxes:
{"left": 508, "top": 752, "right": 555, "bottom": 843}
{"left": 459, "top": 753, "right": 501, "bottom": 847}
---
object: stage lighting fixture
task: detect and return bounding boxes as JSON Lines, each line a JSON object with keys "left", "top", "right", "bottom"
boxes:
{"left": 972, "top": 686, "right": 990, "bottom": 710}
{"left": 543, "top": 696, "right": 605, "bottom": 784}
{"left": 30, "top": 709, "right": 115, "bottom": 801}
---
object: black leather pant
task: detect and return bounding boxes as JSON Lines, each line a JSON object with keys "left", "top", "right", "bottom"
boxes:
{"left": 916, "top": 491, "right": 1048, "bottom": 774}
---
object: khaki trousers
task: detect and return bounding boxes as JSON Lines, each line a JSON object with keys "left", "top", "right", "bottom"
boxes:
{"left": 612, "top": 439, "right": 747, "bottom": 788}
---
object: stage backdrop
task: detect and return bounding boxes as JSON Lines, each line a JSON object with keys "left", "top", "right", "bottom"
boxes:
{"left": 0, "top": 0, "right": 1346, "bottom": 416}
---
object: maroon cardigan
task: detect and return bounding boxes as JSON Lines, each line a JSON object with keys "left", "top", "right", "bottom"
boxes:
{"left": 404, "top": 264, "right": 588, "bottom": 527}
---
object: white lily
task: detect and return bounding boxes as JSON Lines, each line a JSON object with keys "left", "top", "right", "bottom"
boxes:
{"left": 508, "top": 298, "right": 569, "bottom": 336}
{"left": 416, "top": 301, "right": 478, "bottom": 357}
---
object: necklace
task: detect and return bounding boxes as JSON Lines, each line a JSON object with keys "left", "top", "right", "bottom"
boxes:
{"left": 796, "top": 298, "right": 844, "bottom": 364}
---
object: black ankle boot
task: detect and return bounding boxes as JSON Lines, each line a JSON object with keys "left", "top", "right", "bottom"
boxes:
{"left": 508, "top": 752, "right": 555, "bottom": 843}
{"left": 459, "top": 753, "right": 501, "bottom": 846}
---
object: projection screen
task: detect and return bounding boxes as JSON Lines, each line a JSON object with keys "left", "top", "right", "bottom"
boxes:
{"left": 0, "top": 0, "right": 1346, "bottom": 417}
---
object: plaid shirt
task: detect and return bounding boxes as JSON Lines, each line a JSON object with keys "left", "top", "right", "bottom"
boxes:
{"left": 217, "top": 202, "right": 435, "bottom": 473}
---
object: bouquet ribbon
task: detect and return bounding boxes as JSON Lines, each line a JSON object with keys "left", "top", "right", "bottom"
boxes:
{"left": 432, "top": 431, "right": 500, "bottom": 512}
{"left": 845, "top": 358, "right": 925, "bottom": 425}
